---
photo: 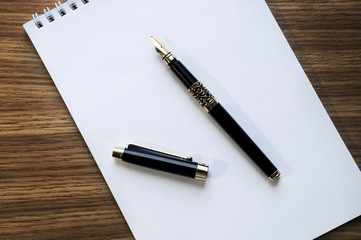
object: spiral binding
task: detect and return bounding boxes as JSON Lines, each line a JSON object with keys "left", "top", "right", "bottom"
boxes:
{"left": 55, "top": 1, "right": 67, "bottom": 16}
{"left": 32, "top": 0, "right": 89, "bottom": 29}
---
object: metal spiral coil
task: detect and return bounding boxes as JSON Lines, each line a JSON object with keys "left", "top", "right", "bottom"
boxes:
{"left": 32, "top": 0, "right": 89, "bottom": 29}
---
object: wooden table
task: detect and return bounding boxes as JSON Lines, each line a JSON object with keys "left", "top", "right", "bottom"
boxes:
{"left": 0, "top": 0, "right": 360, "bottom": 239}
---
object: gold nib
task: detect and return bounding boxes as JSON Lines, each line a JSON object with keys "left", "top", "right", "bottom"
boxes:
{"left": 151, "top": 36, "right": 169, "bottom": 58}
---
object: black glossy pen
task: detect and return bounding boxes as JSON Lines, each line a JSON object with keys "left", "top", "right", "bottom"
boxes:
{"left": 151, "top": 37, "right": 280, "bottom": 181}
{"left": 113, "top": 144, "right": 209, "bottom": 181}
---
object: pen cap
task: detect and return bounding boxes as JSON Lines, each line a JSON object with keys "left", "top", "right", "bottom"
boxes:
{"left": 113, "top": 144, "right": 209, "bottom": 180}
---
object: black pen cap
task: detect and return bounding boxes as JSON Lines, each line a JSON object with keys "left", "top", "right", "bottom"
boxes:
{"left": 112, "top": 144, "right": 209, "bottom": 181}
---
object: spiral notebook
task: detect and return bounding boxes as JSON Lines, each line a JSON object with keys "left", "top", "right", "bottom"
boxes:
{"left": 23, "top": 0, "right": 361, "bottom": 239}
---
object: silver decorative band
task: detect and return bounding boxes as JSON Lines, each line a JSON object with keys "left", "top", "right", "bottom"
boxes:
{"left": 195, "top": 163, "right": 209, "bottom": 181}
{"left": 268, "top": 170, "right": 281, "bottom": 181}
{"left": 112, "top": 147, "right": 125, "bottom": 159}
{"left": 188, "top": 81, "right": 219, "bottom": 112}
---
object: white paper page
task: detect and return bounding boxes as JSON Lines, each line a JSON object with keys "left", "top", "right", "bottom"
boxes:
{"left": 24, "top": 0, "right": 361, "bottom": 239}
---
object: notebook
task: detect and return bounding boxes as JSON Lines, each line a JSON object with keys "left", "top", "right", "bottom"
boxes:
{"left": 23, "top": 0, "right": 361, "bottom": 239}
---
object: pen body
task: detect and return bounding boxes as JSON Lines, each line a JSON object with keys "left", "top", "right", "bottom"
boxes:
{"left": 169, "top": 59, "right": 197, "bottom": 88}
{"left": 167, "top": 57, "right": 279, "bottom": 180}
{"left": 123, "top": 148, "right": 198, "bottom": 178}
{"left": 208, "top": 103, "right": 278, "bottom": 177}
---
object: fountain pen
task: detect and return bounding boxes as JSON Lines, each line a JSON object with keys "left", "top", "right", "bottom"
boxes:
{"left": 151, "top": 37, "right": 280, "bottom": 181}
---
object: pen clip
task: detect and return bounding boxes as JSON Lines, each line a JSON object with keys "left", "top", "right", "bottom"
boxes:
{"left": 127, "top": 144, "right": 193, "bottom": 162}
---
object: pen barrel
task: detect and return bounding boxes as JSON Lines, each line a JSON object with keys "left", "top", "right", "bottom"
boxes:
{"left": 122, "top": 149, "right": 198, "bottom": 179}
{"left": 208, "top": 103, "right": 278, "bottom": 178}
{"left": 165, "top": 56, "right": 278, "bottom": 180}
{"left": 168, "top": 59, "right": 198, "bottom": 88}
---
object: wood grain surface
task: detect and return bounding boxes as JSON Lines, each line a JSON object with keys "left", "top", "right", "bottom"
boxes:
{"left": 0, "top": 0, "right": 360, "bottom": 239}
